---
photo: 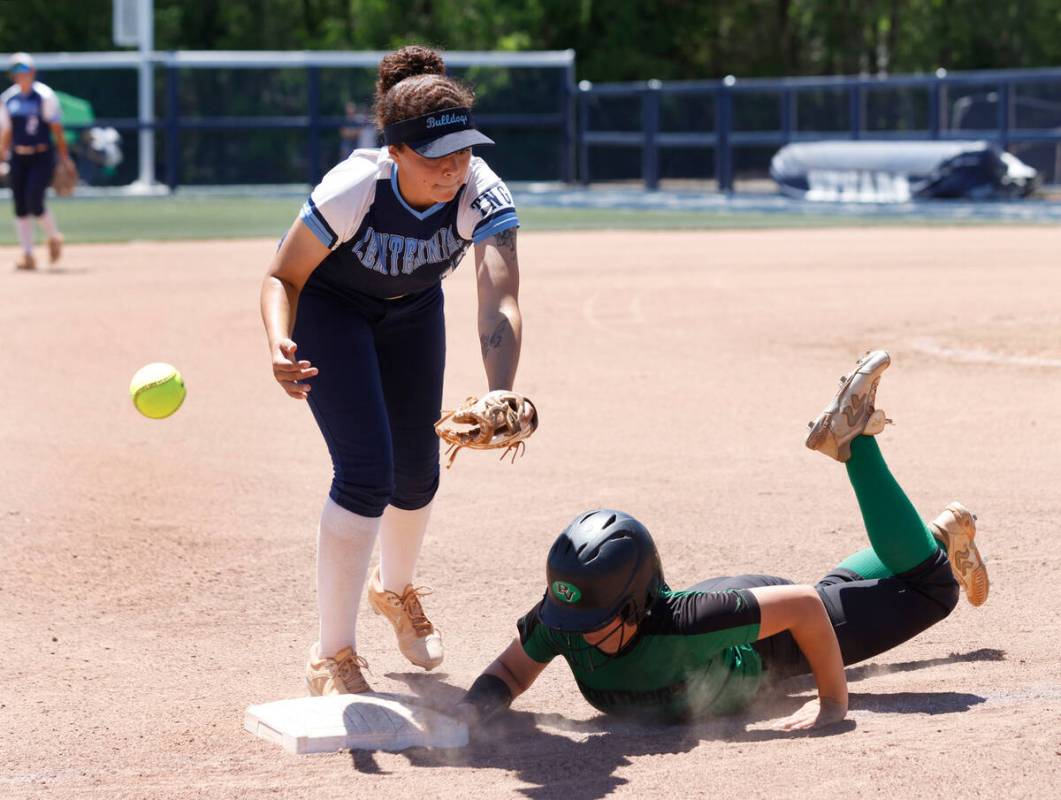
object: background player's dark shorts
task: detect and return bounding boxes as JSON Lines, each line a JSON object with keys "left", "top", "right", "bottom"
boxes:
{"left": 9, "top": 150, "right": 54, "bottom": 217}
{"left": 690, "top": 548, "right": 959, "bottom": 681}
{"left": 293, "top": 284, "right": 445, "bottom": 517}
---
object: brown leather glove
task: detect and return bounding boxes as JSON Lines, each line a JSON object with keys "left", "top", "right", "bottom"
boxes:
{"left": 435, "top": 390, "right": 538, "bottom": 468}
{"left": 51, "top": 157, "right": 78, "bottom": 196}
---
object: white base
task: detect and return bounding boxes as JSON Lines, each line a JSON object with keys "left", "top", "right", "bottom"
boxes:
{"left": 244, "top": 693, "right": 468, "bottom": 754}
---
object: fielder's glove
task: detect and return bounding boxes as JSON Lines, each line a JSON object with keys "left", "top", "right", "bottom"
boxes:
{"left": 435, "top": 390, "right": 538, "bottom": 468}
{"left": 51, "top": 157, "right": 79, "bottom": 196}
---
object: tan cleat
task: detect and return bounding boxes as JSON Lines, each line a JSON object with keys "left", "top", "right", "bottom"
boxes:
{"left": 367, "top": 568, "right": 444, "bottom": 671}
{"left": 48, "top": 235, "right": 63, "bottom": 265}
{"left": 15, "top": 252, "right": 36, "bottom": 271}
{"left": 305, "top": 643, "right": 371, "bottom": 696}
{"left": 806, "top": 350, "right": 892, "bottom": 462}
{"left": 930, "top": 502, "right": 989, "bottom": 607}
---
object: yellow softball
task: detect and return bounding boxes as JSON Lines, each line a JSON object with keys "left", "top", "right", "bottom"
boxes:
{"left": 129, "top": 362, "right": 186, "bottom": 419}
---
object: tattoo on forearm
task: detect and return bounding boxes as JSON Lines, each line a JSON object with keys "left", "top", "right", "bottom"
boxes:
{"left": 480, "top": 318, "right": 508, "bottom": 359}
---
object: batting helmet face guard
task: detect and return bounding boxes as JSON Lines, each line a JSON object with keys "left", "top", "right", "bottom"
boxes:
{"left": 539, "top": 509, "right": 665, "bottom": 634}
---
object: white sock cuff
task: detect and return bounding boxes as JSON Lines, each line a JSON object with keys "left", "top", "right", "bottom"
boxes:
{"left": 378, "top": 501, "right": 434, "bottom": 593}
{"left": 37, "top": 210, "right": 59, "bottom": 238}
{"left": 15, "top": 217, "right": 33, "bottom": 253}
{"left": 319, "top": 497, "right": 380, "bottom": 541}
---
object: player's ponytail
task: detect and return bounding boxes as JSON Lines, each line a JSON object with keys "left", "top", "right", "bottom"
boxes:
{"left": 374, "top": 45, "right": 475, "bottom": 133}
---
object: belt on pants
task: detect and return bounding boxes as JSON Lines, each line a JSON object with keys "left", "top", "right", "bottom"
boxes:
{"left": 13, "top": 144, "right": 50, "bottom": 155}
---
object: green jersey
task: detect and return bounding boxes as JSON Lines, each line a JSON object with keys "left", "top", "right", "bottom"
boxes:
{"left": 517, "top": 586, "right": 763, "bottom": 722}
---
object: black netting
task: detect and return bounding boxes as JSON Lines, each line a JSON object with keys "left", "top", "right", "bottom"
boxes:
{"left": 176, "top": 68, "right": 308, "bottom": 117}
{"left": 945, "top": 83, "right": 1003, "bottom": 131}
{"left": 585, "top": 94, "right": 642, "bottom": 132}
{"left": 659, "top": 146, "right": 715, "bottom": 180}
{"left": 178, "top": 129, "right": 308, "bottom": 184}
{"left": 732, "top": 91, "right": 780, "bottom": 131}
{"left": 864, "top": 86, "right": 930, "bottom": 132}
{"left": 452, "top": 66, "right": 568, "bottom": 115}
{"left": 730, "top": 145, "right": 776, "bottom": 180}
{"left": 1013, "top": 82, "right": 1061, "bottom": 130}
{"left": 37, "top": 67, "right": 140, "bottom": 118}
{"left": 587, "top": 145, "right": 641, "bottom": 182}
{"left": 659, "top": 92, "right": 715, "bottom": 132}
{"left": 31, "top": 61, "right": 572, "bottom": 185}
{"left": 794, "top": 88, "right": 849, "bottom": 132}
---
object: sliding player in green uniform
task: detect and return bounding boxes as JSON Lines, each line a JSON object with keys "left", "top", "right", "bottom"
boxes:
{"left": 458, "top": 350, "right": 989, "bottom": 730}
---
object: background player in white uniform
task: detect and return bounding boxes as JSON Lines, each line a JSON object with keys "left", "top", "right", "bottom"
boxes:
{"left": 0, "top": 52, "right": 71, "bottom": 270}
{"left": 260, "top": 46, "right": 524, "bottom": 695}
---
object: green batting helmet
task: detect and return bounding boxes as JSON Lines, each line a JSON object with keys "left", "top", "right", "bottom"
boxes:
{"left": 539, "top": 509, "right": 665, "bottom": 633}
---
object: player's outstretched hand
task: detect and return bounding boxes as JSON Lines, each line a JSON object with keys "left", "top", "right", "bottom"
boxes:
{"left": 271, "top": 338, "right": 318, "bottom": 400}
{"left": 770, "top": 696, "right": 847, "bottom": 731}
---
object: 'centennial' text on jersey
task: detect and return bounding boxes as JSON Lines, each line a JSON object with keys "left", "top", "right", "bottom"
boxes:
{"left": 299, "top": 148, "right": 519, "bottom": 300}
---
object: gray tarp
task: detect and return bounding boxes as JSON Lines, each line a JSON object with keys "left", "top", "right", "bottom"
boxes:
{"left": 770, "top": 140, "right": 1038, "bottom": 202}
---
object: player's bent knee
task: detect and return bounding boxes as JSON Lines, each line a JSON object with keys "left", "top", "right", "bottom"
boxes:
{"left": 329, "top": 477, "right": 395, "bottom": 518}
{"left": 389, "top": 467, "right": 440, "bottom": 511}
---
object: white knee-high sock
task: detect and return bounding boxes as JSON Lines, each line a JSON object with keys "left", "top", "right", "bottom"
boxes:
{"left": 316, "top": 497, "right": 381, "bottom": 657}
{"left": 36, "top": 210, "right": 59, "bottom": 238}
{"left": 378, "top": 502, "right": 433, "bottom": 593}
{"left": 15, "top": 217, "right": 33, "bottom": 253}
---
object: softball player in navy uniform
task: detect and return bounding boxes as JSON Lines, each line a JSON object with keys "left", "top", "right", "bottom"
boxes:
{"left": 260, "top": 46, "right": 524, "bottom": 695}
{"left": 458, "top": 351, "right": 990, "bottom": 730}
{"left": 0, "top": 53, "right": 70, "bottom": 270}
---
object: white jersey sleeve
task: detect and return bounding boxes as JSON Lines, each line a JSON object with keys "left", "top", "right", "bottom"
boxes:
{"left": 0, "top": 86, "right": 15, "bottom": 130}
{"left": 35, "top": 82, "right": 61, "bottom": 123}
{"left": 457, "top": 156, "right": 519, "bottom": 244}
{"left": 299, "top": 150, "right": 381, "bottom": 249}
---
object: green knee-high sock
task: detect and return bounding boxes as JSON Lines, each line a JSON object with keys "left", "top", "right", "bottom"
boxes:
{"left": 836, "top": 435, "right": 938, "bottom": 577}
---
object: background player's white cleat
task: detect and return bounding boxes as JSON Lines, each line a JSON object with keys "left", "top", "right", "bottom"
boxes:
{"left": 930, "top": 501, "right": 989, "bottom": 607}
{"left": 368, "top": 568, "right": 444, "bottom": 671}
{"left": 805, "top": 350, "right": 892, "bottom": 462}
{"left": 305, "top": 643, "right": 371, "bottom": 696}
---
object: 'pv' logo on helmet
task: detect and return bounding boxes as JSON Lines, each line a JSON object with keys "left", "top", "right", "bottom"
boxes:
{"left": 551, "top": 581, "right": 582, "bottom": 604}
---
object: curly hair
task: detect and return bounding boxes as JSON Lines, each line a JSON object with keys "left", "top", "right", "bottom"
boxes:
{"left": 374, "top": 45, "right": 476, "bottom": 132}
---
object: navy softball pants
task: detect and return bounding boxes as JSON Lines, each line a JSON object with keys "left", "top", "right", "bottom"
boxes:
{"left": 293, "top": 285, "right": 445, "bottom": 518}
{"left": 10, "top": 151, "right": 53, "bottom": 217}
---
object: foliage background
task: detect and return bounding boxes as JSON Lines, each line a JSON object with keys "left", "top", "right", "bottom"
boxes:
{"left": 1, "top": 0, "right": 1058, "bottom": 81}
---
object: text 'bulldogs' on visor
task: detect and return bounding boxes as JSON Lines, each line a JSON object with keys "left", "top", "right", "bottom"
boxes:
{"left": 383, "top": 107, "right": 494, "bottom": 158}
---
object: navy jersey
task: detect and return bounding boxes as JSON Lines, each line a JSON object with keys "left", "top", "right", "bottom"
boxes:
{"left": 299, "top": 148, "right": 519, "bottom": 301}
{"left": 0, "top": 82, "right": 61, "bottom": 149}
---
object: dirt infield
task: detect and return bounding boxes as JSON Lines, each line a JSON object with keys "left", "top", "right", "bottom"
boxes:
{"left": 3, "top": 228, "right": 1060, "bottom": 798}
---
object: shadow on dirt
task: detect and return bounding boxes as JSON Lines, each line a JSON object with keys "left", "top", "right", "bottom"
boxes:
{"left": 782, "top": 647, "right": 1006, "bottom": 693}
{"left": 847, "top": 647, "right": 1005, "bottom": 681}
{"left": 368, "top": 672, "right": 851, "bottom": 800}
{"left": 848, "top": 690, "right": 986, "bottom": 714}
{"left": 17, "top": 267, "right": 90, "bottom": 275}
{"left": 350, "top": 648, "right": 1003, "bottom": 798}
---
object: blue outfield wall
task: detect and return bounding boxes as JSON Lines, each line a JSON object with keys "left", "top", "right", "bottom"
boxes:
{"left": 12, "top": 53, "right": 1061, "bottom": 192}
{"left": 580, "top": 68, "right": 1061, "bottom": 190}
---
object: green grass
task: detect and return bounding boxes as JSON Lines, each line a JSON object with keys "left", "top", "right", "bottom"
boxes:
{"left": 0, "top": 194, "right": 1044, "bottom": 245}
{"left": 0, "top": 196, "right": 303, "bottom": 244}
